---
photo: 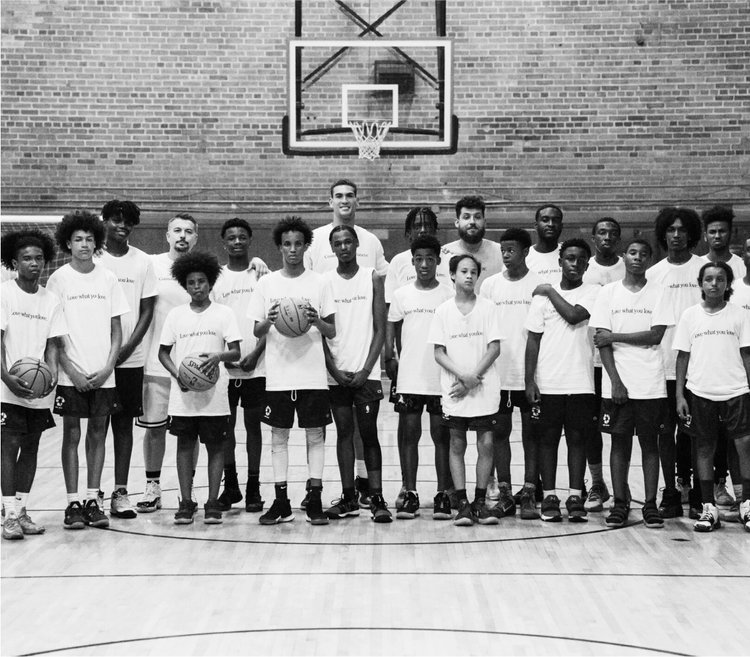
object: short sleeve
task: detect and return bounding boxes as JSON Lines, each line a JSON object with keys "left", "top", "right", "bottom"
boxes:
{"left": 109, "top": 272, "right": 131, "bottom": 318}
{"left": 388, "top": 290, "right": 405, "bottom": 322}
{"left": 427, "top": 306, "right": 447, "bottom": 346}
{"left": 484, "top": 301, "right": 505, "bottom": 344}
{"left": 384, "top": 262, "right": 398, "bottom": 304}
{"left": 222, "top": 308, "right": 243, "bottom": 345}
{"left": 524, "top": 295, "right": 546, "bottom": 333}
{"left": 159, "top": 308, "right": 178, "bottom": 347}
{"left": 141, "top": 257, "right": 158, "bottom": 299}
{"left": 0, "top": 291, "right": 8, "bottom": 332}
{"left": 588, "top": 286, "right": 612, "bottom": 330}
{"left": 373, "top": 238, "right": 389, "bottom": 277}
{"left": 247, "top": 280, "right": 267, "bottom": 323}
{"left": 739, "top": 309, "right": 750, "bottom": 348}
{"left": 319, "top": 278, "right": 336, "bottom": 318}
{"left": 651, "top": 287, "right": 675, "bottom": 327}
{"left": 577, "top": 285, "right": 600, "bottom": 314}
{"left": 672, "top": 308, "right": 692, "bottom": 353}
{"left": 48, "top": 298, "right": 68, "bottom": 339}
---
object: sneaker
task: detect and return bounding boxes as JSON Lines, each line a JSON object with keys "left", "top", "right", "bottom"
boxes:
{"left": 17, "top": 509, "right": 45, "bottom": 535}
{"left": 519, "top": 483, "right": 540, "bottom": 520}
{"left": 325, "top": 495, "right": 360, "bottom": 519}
{"left": 370, "top": 493, "right": 392, "bottom": 523}
{"left": 395, "top": 486, "right": 407, "bottom": 511}
{"left": 487, "top": 476, "right": 500, "bottom": 501}
{"left": 641, "top": 500, "right": 663, "bottom": 529}
{"left": 445, "top": 487, "right": 459, "bottom": 510}
{"left": 472, "top": 498, "right": 498, "bottom": 525}
{"left": 740, "top": 500, "right": 750, "bottom": 532}
{"left": 396, "top": 491, "right": 420, "bottom": 519}
{"left": 137, "top": 481, "right": 162, "bottom": 513}
{"left": 453, "top": 499, "right": 474, "bottom": 526}
{"left": 540, "top": 495, "right": 562, "bottom": 522}
{"left": 719, "top": 501, "right": 740, "bottom": 523}
{"left": 306, "top": 495, "right": 329, "bottom": 525}
{"left": 110, "top": 488, "right": 137, "bottom": 519}
{"left": 174, "top": 498, "right": 198, "bottom": 525}
{"left": 432, "top": 492, "right": 452, "bottom": 520}
{"left": 218, "top": 482, "right": 243, "bottom": 511}
{"left": 676, "top": 477, "right": 691, "bottom": 504}
{"left": 495, "top": 482, "right": 516, "bottom": 517}
{"left": 584, "top": 482, "right": 610, "bottom": 512}
{"left": 260, "top": 498, "right": 294, "bottom": 525}
{"left": 713, "top": 479, "right": 734, "bottom": 508}
{"left": 82, "top": 499, "right": 109, "bottom": 528}
{"left": 63, "top": 501, "right": 86, "bottom": 529}
{"left": 565, "top": 495, "right": 588, "bottom": 523}
{"left": 605, "top": 499, "right": 630, "bottom": 527}
{"left": 204, "top": 499, "right": 223, "bottom": 524}
{"left": 2, "top": 516, "right": 24, "bottom": 540}
{"left": 688, "top": 488, "right": 702, "bottom": 520}
{"left": 356, "top": 476, "right": 372, "bottom": 509}
{"left": 694, "top": 503, "right": 721, "bottom": 532}
{"left": 245, "top": 486, "right": 264, "bottom": 513}
{"left": 658, "top": 487, "right": 683, "bottom": 518}
{"left": 299, "top": 479, "right": 311, "bottom": 510}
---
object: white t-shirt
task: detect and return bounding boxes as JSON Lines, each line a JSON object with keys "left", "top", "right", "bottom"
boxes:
{"left": 479, "top": 270, "right": 542, "bottom": 390}
{"left": 673, "top": 302, "right": 750, "bottom": 402}
{"left": 384, "top": 249, "right": 451, "bottom": 304}
{"left": 524, "top": 283, "right": 599, "bottom": 395}
{"left": 647, "top": 254, "right": 703, "bottom": 380}
{"left": 428, "top": 296, "right": 504, "bottom": 417}
{"left": 304, "top": 223, "right": 388, "bottom": 276}
{"left": 96, "top": 247, "right": 158, "bottom": 368}
{"left": 1, "top": 280, "right": 67, "bottom": 410}
{"left": 211, "top": 266, "right": 264, "bottom": 380}
{"left": 142, "top": 253, "right": 191, "bottom": 377}
{"left": 324, "top": 266, "right": 379, "bottom": 384}
{"left": 160, "top": 302, "right": 242, "bottom": 417}
{"left": 46, "top": 263, "right": 129, "bottom": 388}
{"left": 731, "top": 279, "right": 750, "bottom": 312}
{"left": 700, "top": 253, "right": 745, "bottom": 284}
{"left": 437, "top": 239, "right": 503, "bottom": 294}
{"left": 388, "top": 282, "right": 455, "bottom": 396}
{"left": 589, "top": 280, "right": 674, "bottom": 399}
{"left": 526, "top": 245, "right": 562, "bottom": 284}
{"left": 247, "top": 269, "right": 335, "bottom": 391}
{"left": 584, "top": 257, "right": 626, "bottom": 287}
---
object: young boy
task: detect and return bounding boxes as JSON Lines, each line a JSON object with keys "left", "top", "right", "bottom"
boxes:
{"left": 387, "top": 235, "right": 455, "bottom": 519}
{"left": 46, "top": 210, "right": 129, "bottom": 530}
{"left": 479, "top": 228, "right": 543, "bottom": 519}
{"left": 428, "top": 254, "right": 504, "bottom": 526}
{"left": 524, "top": 238, "right": 599, "bottom": 523}
{"left": 211, "top": 218, "right": 267, "bottom": 513}
{"left": 674, "top": 261, "right": 750, "bottom": 532}
{"left": 589, "top": 238, "right": 673, "bottom": 528}
{"left": 323, "top": 225, "right": 390, "bottom": 522}
{"left": 248, "top": 216, "right": 336, "bottom": 526}
{"left": 158, "top": 251, "right": 241, "bottom": 525}
{"left": 1, "top": 230, "right": 67, "bottom": 540}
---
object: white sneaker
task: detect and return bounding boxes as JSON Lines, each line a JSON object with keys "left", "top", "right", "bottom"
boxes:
{"left": 111, "top": 488, "right": 137, "bottom": 519}
{"left": 487, "top": 476, "right": 500, "bottom": 501}
{"left": 136, "top": 481, "right": 162, "bottom": 513}
{"left": 395, "top": 486, "right": 407, "bottom": 511}
{"left": 740, "top": 499, "right": 750, "bottom": 532}
{"left": 693, "top": 503, "right": 720, "bottom": 532}
{"left": 713, "top": 480, "right": 734, "bottom": 507}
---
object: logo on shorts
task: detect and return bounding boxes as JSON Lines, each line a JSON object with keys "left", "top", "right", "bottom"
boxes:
{"left": 602, "top": 413, "right": 611, "bottom": 428}
{"left": 364, "top": 404, "right": 370, "bottom": 414}
{"left": 55, "top": 396, "right": 65, "bottom": 411}
{"left": 264, "top": 405, "right": 271, "bottom": 418}
{"left": 0, "top": 412, "right": 6, "bottom": 427}
{"left": 530, "top": 404, "right": 541, "bottom": 421}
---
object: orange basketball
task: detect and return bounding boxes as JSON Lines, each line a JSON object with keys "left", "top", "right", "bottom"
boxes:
{"left": 9, "top": 357, "right": 54, "bottom": 398}
{"left": 178, "top": 353, "right": 219, "bottom": 391}
{"left": 274, "top": 297, "right": 312, "bottom": 338}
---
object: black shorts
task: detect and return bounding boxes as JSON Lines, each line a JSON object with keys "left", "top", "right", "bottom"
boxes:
{"left": 498, "top": 389, "right": 531, "bottom": 415}
{"left": 53, "top": 386, "right": 121, "bottom": 418}
{"left": 227, "top": 377, "right": 266, "bottom": 411}
{"left": 168, "top": 415, "right": 230, "bottom": 444}
{"left": 599, "top": 398, "right": 667, "bottom": 436}
{"left": 442, "top": 412, "right": 500, "bottom": 432}
{"left": 329, "top": 380, "right": 383, "bottom": 408}
{"left": 532, "top": 394, "right": 598, "bottom": 433}
{"left": 113, "top": 367, "right": 144, "bottom": 417}
{"left": 689, "top": 392, "right": 750, "bottom": 442}
{"left": 394, "top": 393, "right": 443, "bottom": 415}
{"left": 594, "top": 366, "right": 602, "bottom": 400}
{"left": 262, "top": 390, "right": 332, "bottom": 429}
{"left": 1, "top": 403, "right": 55, "bottom": 435}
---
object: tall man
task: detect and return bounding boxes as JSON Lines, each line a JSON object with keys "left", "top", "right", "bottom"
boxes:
{"left": 526, "top": 204, "right": 564, "bottom": 284}
{"left": 701, "top": 206, "right": 744, "bottom": 282}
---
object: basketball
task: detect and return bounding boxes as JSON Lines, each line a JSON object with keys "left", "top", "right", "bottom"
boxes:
{"left": 9, "top": 357, "right": 54, "bottom": 398}
{"left": 178, "top": 353, "right": 219, "bottom": 392}
{"left": 274, "top": 297, "right": 312, "bottom": 338}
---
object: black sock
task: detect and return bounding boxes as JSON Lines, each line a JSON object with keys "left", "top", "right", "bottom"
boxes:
{"left": 475, "top": 487, "right": 486, "bottom": 502}
{"left": 343, "top": 487, "right": 356, "bottom": 501}
{"left": 700, "top": 479, "right": 714, "bottom": 505}
{"left": 742, "top": 480, "right": 750, "bottom": 501}
{"left": 246, "top": 473, "right": 260, "bottom": 492}
{"left": 146, "top": 470, "right": 161, "bottom": 482}
{"left": 456, "top": 488, "right": 468, "bottom": 502}
{"left": 275, "top": 483, "right": 288, "bottom": 501}
{"left": 309, "top": 486, "right": 322, "bottom": 501}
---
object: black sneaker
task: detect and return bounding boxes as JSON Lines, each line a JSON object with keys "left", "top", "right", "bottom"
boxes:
{"left": 688, "top": 488, "right": 702, "bottom": 520}
{"left": 204, "top": 499, "right": 223, "bottom": 524}
{"left": 245, "top": 486, "right": 264, "bottom": 513}
{"left": 356, "top": 476, "right": 372, "bottom": 509}
{"left": 519, "top": 483, "right": 540, "bottom": 520}
{"left": 658, "top": 487, "right": 683, "bottom": 518}
{"left": 540, "top": 495, "right": 562, "bottom": 522}
{"left": 174, "top": 498, "right": 198, "bottom": 525}
{"left": 63, "top": 501, "right": 86, "bottom": 530}
{"left": 605, "top": 499, "right": 630, "bottom": 527}
{"left": 565, "top": 495, "right": 588, "bottom": 523}
{"left": 370, "top": 493, "right": 392, "bottom": 523}
{"left": 300, "top": 479, "right": 311, "bottom": 510}
{"left": 432, "top": 492, "right": 452, "bottom": 520}
{"left": 642, "top": 500, "right": 663, "bottom": 529}
{"left": 82, "top": 499, "right": 109, "bottom": 528}
{"left": 396, "top": 491, "right": 420, "bottom": 519}
{"left": 472, "top": 498, "right": 498, "bottom": 525}
{"left": 325, "top": 495, "right": 360, "bottom": 519}
{"left": 453, "top": 499, "right": 474, "bottom": 526}
{"left": 306, "top": 496, "right": 329, "bottom": 525}
{"left": 489, "top": 482, "right": 515, "bottom": 518}
{"left": 260, "top": 498, "right": 294, "bottom": 525}
{"left": 217, "top": 483, "right": 242, "bottom": 511}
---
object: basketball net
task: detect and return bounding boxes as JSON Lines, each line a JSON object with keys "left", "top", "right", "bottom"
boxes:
{"left": 349, "top": 121, "right": 391, "bottom": 160}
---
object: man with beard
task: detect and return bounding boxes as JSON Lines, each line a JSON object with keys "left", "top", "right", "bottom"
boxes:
{"left": 527, "top": 205, "right": 564, "bottom": 284}
{"left": 439, "top": 196, "right": 503, "bottom": 294}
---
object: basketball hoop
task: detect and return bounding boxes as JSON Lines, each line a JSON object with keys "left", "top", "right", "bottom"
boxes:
{"left": 349, "top": 121, "right": 391, "bottom": 160}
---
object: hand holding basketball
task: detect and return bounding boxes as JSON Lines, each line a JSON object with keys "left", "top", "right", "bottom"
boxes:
{"left": 178, "top": 353, "right": 220, "bottom": 392}
{"left": 7, "top": 358, "right": 55, "bottom": 399}
{"left": 274, "top": 297, "right": 312, "bottom": 338}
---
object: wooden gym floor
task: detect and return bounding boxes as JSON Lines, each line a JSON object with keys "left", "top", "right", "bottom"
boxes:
{"left": 2, "top": 376, "right": 748, "bottom": 656}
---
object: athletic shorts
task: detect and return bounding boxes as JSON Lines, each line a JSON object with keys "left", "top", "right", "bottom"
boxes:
{"left": 498, "top": 389, "right": 531, "bottom": 415}
{"left": 168, "top": 415, "right": 230, "bottom": 444}
{"left": 227, "top": 377, "right": 266, "bottom": 411}
{"left": 599, "top": 398, "right": 667, "bottom": 436}
{"left": 135, "top": 375, "right": 170, "bottom": 429}
{"left": 329, "top": 380, "right": 383, "bottom": 408}
{"left": 665, "top": 379, "right": 688, "bottom": 428}
{"left": 594, "top": 367, "right": 602, "bottom": 400}
{"left": 532, "top": 394, "right": 598, "bottom": 433}
{"left": 394, "top": 393, "right": 442, "bottom": 415}
{"left": 1, "top": 403, "right": 55, "bottom": 434}
{"left": 441, "top": 412, "right": 500, "bottom": 432}
{"left": 113, "top": 367, "right": 144, "bottom": 417}
{"left": 262, "top": 390, "right": 332, "bottom": 429}
{"left": 53, "top": 386, "right": 121, "bottom": 418}
{"left": 688, "top": 392, "right": 750, "bottom": 442}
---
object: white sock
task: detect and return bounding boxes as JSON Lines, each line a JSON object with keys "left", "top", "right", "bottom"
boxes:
{"left": 270, "top": 427, "right": 290, "bottom": 483}
{"left": 543, "top": 489, "right": 556, "bottom": 498}
{"left": 86, "top": 488, "right": 98, "bottom": 502}
{"left": 2, "top": 496, "right": 17, "bottom": 518}
{"left": 570, "top": 488, "right": 582, "bottom": 498}
{"left": 305, "top": 427, "right": 325, "bottom": 480}
{"left": 15, "top": 492, "right": 29, "bottom": 513}
{"left": 66, "top": 493, "right": 80, "bottom": 504}
{"left": 733, "top": 484, "right": 742, "bottom": 500}
{"left": 114, "top": 483, "right": 127, "bottom": 492}
{"left": 355, "top": 459, "right": 367, "bottom": 479}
